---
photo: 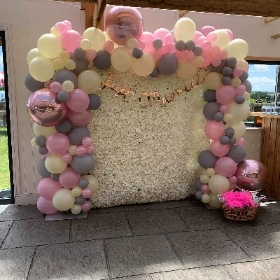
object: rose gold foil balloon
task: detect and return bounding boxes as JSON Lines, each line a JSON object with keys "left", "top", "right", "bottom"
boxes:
{"left": 27, "top": 88, "right": 68, "bottom": 127}
{"left": 235, "top": 160, "right": 268, "bottom": 191}
{"left": 105, "top": 6, "right": 143, "bottom": 46}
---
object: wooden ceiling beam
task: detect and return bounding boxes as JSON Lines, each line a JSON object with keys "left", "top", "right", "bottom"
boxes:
{"left": 179, "top": 10, "right": 188, "bottom": 17}
{"left": 81, "top": 2, "right": 95, "bottom": 29}
{"left": 246, "top": 56, "right": 280, "bottom": 61}
{"left": 265, "top": 17, "right": 279, "bottom": 23}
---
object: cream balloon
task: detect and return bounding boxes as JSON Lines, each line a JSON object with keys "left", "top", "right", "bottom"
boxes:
{"left": 59, "top": 50, "right": 70, "bottom": 62}
{"left": 82, "top": 175, "right": 99, "bottom": 193}
{"left": 103, "top": 31, "right": 118, "bottom": 49}
{"left": 53, "top": 58, "right": 65, "bottom": 71}
{"left": 52, "top": 188, "right": 75, "bottom": 211}
{"left": 174, "top": 18, "right": 196, "bottom": 42}
{"left": 80, "top": 39, "right": 92, "bottom": 50}
{"left": 202, "top": 194, "right": 211, "bottom": 204}
{"left": 227, "top": 121, "right": 246, "bottom": 139}
{"left": 26, "top": 48, "right": 43, "bottom": 64}
{"left": 111, "top": 47, "right": 133, "bottom": 72}
{"left": 211, "top": 30, "right": 230, "bottom": 49}
{"left": 226, "top": 39, "right": 249, "bottom": 61}
{"left": 45, "top": 154, "right": 67, "bottom": 174}
{"left": 236, "top": 60, "right": 249, "bottom": 72}
{"left": 71, "top": 186, "right": 82, "bottom": 197}
{"left": 62, "top": 81, "right": 74, "bottom": 92}
{"left": 208, "top": 174, "right": 230, "bottom": 195}
{"left": 37, "top": 33, "right": 62, "bottom": 59}
{"left": 127, "top": 38, "right": 138, "bottom": 49}
{"left": 83, "top": 27, "right": 105, "bottom": 51}
{"left": 224, "top": 113, "right": 233, "bottom": 123}
{"left": 208, "top": 192, "right": 222, "bottom": 208}
{"left": 205, "top": 168, "right": 216, "bottom": 177}
{"left": 204, "top": 72, "right": 223, "bottom": 90}
{"left": 200, "top": 174, "right": 209, "bottom": 184}
{"left": 243, "top": 92, "right": 250, "bottom": 101}
{"left": 231, "top": 78, "right": 241, "bottom": 87}
{"left": 65, "top": 59, "right": 76, "bottom": 70}
{"left": 78, "top": 70, "right": 101, "bottom": 94}
{"left": 228, "top": 102, "right": 250, "bottom": 122}
{"left": 193, "top": 56, "right": 204, "bottom": 67}
{"left": 71, "top": 204, "right": 82, "bottom": 215}
{"left": 132, "top": 53, "right": 155, "bottom": 76}
{"left": 177, "top": 61, "right": 197, "bottom": 79}
{"left": 33, "top": 123, "right": 57, "bottom": 137}
{"left": 31, "top": 137, "right": 37, "bottom": 147}
{"left": 68, "top": 145, "right": 77, "bottom": 156}
{"left": 29, "top": 57, "right": 55, "bottom": 82}
{"left": 50, "top": 26, "right": 60, "bottom": 37}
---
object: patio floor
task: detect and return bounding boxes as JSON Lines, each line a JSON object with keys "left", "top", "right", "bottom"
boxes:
{"left": 0, "top": 196, "right": 280, "bottom": 280}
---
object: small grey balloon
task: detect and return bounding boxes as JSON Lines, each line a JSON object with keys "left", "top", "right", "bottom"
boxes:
{"left": 203, "top": 102, "right": 220, "bottom": 120}
{"left": 203, "top": 90, "right": 216, "bottom": 102}
{"left": 55, "top": 119, "right": 73, "bottom": 135}
{"left": 75, "top": 196, "right": 86, "bottom": 205}
{"left": 213, "top": 112, "right": 224, "bottom": 122}
{"left": 241, "top": 80, "right": 252, "bottom": 93}
{"left": 226, "top": 145, "right": 246, "bottom": 163}
{"left": 38, "top": 146, "right": 48, "bottom": 155}
{"left": 225, "top": 127, "right": 235, "bottom": 138}
{"left": 195, "top": 191, "right": 203, "bottom": 200}
{"left": 220, "top": 135, "right": 230, "bottom": 145}
{"left": 37, "top": 158, "right": 51, "bottom": 178}
{"left": 150, "top": 67, "right": 159, "bottom": 78}
{"left": 235, "top": 95, "right": 245, "bottom": 104}
{"left": 198, "top": 150, "right": 217, "bottom": 169}
{"left": 175, "top": 40, "right": 185, "bottom": 51}
{"left": 24, "top": 73, "right": 44, "bottom": 92}
{"left": 221, "top": 76, "right": 232, "bottom": 85}
{"left": 78, "top": 178, "right": 89, "bottom": 189}
{"left": 51, "top": 174, "right": 60, "bottom": 181}
{"left": 229, "top": 137, "right": 236, "bottom": 145}
{"left": 226, "top": 57, "right": 237, "bottom": 67}
{"left": 153, "top": 38, "right": 163, "bottom": 50}
{"left": 132, "top": 48, "right": 143, "bottom": 59}
{"left": 211, "top": 59, "right": 227, "bottom": 73}
{"left": 35, "top": 135, "right": 46, "bottom": 147}
{"left": 193, "top": 46, "right": 202, "bottom": 56}
{"left": 194, "top": 178, "right": 203, "bottom": 191}
{"left": 185, "top": 40, "right": 195, "bottom": 51}
{"left": 157, "top": 54, "right": 178, "bottom": 76}
{"left": 88, "top": 94, "right": 101, "bottom": 110}
{"left": 239, "top": 71, "right": 249, "bottom": 81}
{"left": 57, "top": 91, "right": 69, "bottom": 102}
{"left": 70, "top": 54, "right": 89, "bottom": 75}
{"left": 94, "top": 50, "right": 111, "bottom": 70}
{"left": 74, "top": 48, "right": 86, "bottom": 60}
{"left": 67, "top": 126, "right": 90, "bottom": 145}
{"left": 52, "top": 69, "right": 78, "bottom": 88}
{"left": 222, "top": 66, "right": 233, "bottom": 76}
{"left": 71, "top": 155, "right": 95, "bottom": 175}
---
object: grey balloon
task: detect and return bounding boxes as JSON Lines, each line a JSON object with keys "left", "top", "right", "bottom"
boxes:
{"left": 203, "top": 102, "right": 220, "bottom": 120}
{"left": 93, "top": 50, "right": 111, "bottom": 70}
{"left": 37, "top": 158, "right": 51, "bottom": 178}
{"left": 68, "top": 126, "right": 90, "bottom": 145}
{"left": 70, "top": 54, "right": 89, "bottom": 75}
{"left": 38, "top": 146, "right": 48, "bottom": 155}
{"left": 55, "top": 119, "right": 73, "bottom": 134}
{"left": 213, "top": 112, "right": 224, "bottom": 122}
{"left": 235, "top": 95, "right": 245, "bottom": 104}
{"left": 239, "top": 71, "right": 248, "bottom": 81}
{"left": 71, "top": 155, "right": 95, "bottom": 175}
{"left": 132, "top": 48, "right": 143, "bottom": 59}
{"left": 211, "top": 59, "right": 227, "bottom": 73}
{"left": 226, "top": 145, "right": 246, "bottom": 163}
{"left": 57, "top": 91, "right": 69, "bottom": 102}
{"left": 157, "top": 54, "right": 178, "bottom": 76}
{"left": 222, "top": 66, "right": 233, "bottom": 76}
{"left": 203, "top": 90, "right": 216, "bottom": 102}
{"left": 194, "top": 178, "right": 203, "bottom": 191}
{"left": 220, "top": 135, "right": 230, "bottom": 145}
{"left": 226, "top": 57, "right": 237, "bottom": 67}
{"left": 150, "top": 67, "right": 159, "bottom": 78}
{"left": 51, "top": 174, "right": 60, "bottom": 181}
{"left": 229, "top": 137, "right": 236, "bottom": 145}
{"left": 88, "top": 94, "right": 101, "bottom": 110}
{"left": 221, "top": 76, "right": 232, "bottom": 85}
{"left": 52, "top": 69, "right": 78, "bottom": 88}
{"left": 198, "top": 150, "right": 217, "bottom": 168}
{"left": 24, "top": 73, "right": 44, "bottom": 92}
{"left": 175, "top": 40, "right": 185, "bottom": 51}
{"left": 74, "top": 48, "right": 86, "bottom": 60}
{"left": 193, "top": 46, "right": 202, "bottom": 56}
{"left": 225, "top": 127, "right": 235, "bottom": 138}
{"left": 241, "top": 80, "right": 252, "bottom": 93}
{"left": 195, "top": 191, "right": 203, "bottom": 200}
{"left": 153, "top": 39, "right": 163, "bottom": 50}
{"left": 75, "top": 196, "right": 86, "bottom": 205}
{"left": 35, "top": 135, "right": 46, "bottom": 147}
{"left": 185, "top": 40, "right": 195, "bottom": 51}
{"left": 78, "top": 178, "right": 89, "bottom": 189}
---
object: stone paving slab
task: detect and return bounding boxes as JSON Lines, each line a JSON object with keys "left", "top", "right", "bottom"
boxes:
{"left": 126, "top": 209, "right": 188, "bottom": 235}
{"left": 0, "top": 247, "right": 35, "bottom": 280}
{"left": 0, "top": 205, "right": 43, "bottom": 221}
{"left": 2, "top": 219, "right": 70, "bottom": 249}
{"left": 71, "top": 212, "right": 132, "bottom": 242}
{"left": 105, "top": 235, "right": 183, "bottom": 278}
{"left": 0, "top": 221, "right": 12, "bottom": 246}
{"left": 167, "top": 230, "right": 251, "bottom": 269}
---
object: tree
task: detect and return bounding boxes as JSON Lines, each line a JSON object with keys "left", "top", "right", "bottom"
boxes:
{"left": 250, "top": 91, "right": 274, "bottom": 103}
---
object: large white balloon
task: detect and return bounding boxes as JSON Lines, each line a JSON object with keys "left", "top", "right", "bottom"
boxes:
{"left": 226, "top": 39, "right": 249, "bottom": 61}
{"left": 174, "top": 18, "right": 196, "bottom": 42}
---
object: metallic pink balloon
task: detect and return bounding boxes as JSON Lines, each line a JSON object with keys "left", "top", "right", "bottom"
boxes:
{"left": 27, "top": 88, "right": 68, "bottom": 127}
{"left": 105, "top": 6, "right": 143, "bottom": 45}
{"left": 235, "top": 160, "right": 268, "bottom": 191}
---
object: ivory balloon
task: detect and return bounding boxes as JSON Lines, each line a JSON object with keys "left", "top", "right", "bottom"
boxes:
{"left": 211, "top": 30, "right": 230, "bottom": 49}
{"left": 45, "top": 154, "right": 67, "bottom": 174}
{"left": 80, "top": 39, "right": 92, "bottom": 50}
{"left": 78, "top": 70, "right": 101, "bottom": 93}
{"left": 29, "top": 57, "right": 55, "bottom": 82}
{"left": 71, "top": 186, "right": 83, "bottom": 197}
{"left": 26, "top": 48, "right": 43, "bottom": 64}
{"left": 226, "top": 39, "right": 249, "bottom": 61}
{"left": 82, "top": 175, "right": 99, "bottom": 193}
{"left": 132, "top": 53, "right": 155, "bottom": 76}
{"left": 83, "top": 27, "right": 105, "bottom": 51}
{"left": 52, "top": 188, "right": 75, "bottom": 211}
{"left": 174, "top": 18, "right": 196, "bottom": 42}
{"left": 176, "top": 61, "right": 197, "bottom": 79}
{"left": 208, "top": 192, "right": 223, "bottom": 208}
{"left": 111, "top": 47, "right": 133, "bottom": 72}
{"left": 208, "top": 174, "right": 230, "bottom": 194}
{"left": 37, "top": 34, "right": 62, "bottom": 59}
{"left": 202, "top": 193, "right": 211, "bottom": 203}
{"left": 33, "top": 123, "right": 57, "bottom": 137}
{"left": 227, "top": 121, "right": 246, "bottom": 139}
{"left": 204, "top": 72, "right": 223, "bottom": 90}
{"left": 205, "top": 168, "right": 216, "bottom": 177}
{"left": 71, "top": 204, "right": 82, "bottom": 215}
{"left": 236, "top": 60, "right": 249, "bottom": 72}
{"left": 228, "top": 102, "right": 250, "bottom": 122}
{"left": 53, "top": 58, "right": 65, "bottom": 71}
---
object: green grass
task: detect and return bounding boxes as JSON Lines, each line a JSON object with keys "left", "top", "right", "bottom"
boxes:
{"left": 0, "top": 127, "right": 10, "bottom": 191}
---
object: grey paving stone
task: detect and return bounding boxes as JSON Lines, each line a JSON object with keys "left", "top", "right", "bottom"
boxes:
{"left": 0, "top": 221, "right": 12, "bottom": 245}
{"left": 98, "top": 200, "right": 193, "bottom": 214}
{"left": 105, "top": 235, "right": 183, "bottom": 278}
{"left": 0, "top": 205, "right": 42, "bottom": 221}
{"left": 256, "top": 202, "right": 280, "bottom": 225}
{"left": 2, "top": 219, "right": 70, "bottom": 249}
{"left": 0, "top": 247, "right": 34, "bottom": 280}
{"left": 167, "top": 230, "right": 250, "bottom": 269}
{"left": 119, "top": 276, "right": 151, "bottom": 280}
{"left": 71, "top": 212, "right": 132, "bottom": 242}
{"left": 126, "top": 209, "right": 188, "bottom": 235}
{"left": 28, "top": 240, "right": 108, "bottom": 280}
{"left": 224, "top": 224, "right": 280, "bottom": 260}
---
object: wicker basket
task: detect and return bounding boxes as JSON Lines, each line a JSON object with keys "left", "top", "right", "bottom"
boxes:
{"left": 222, "top": 203, "right": 260, "bottom": 221}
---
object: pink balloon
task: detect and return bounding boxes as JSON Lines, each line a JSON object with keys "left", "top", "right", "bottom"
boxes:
{"left": 201, "top": 53, "right": 212, "bottom": 68}
{"left": 229, "top": 175, "right": 238, "bottom": 184}
{"left": 175, "top": 50, "right": 186, "bottom": 61}
{"left": 139, "top": 32, "right": 155, "bottom": 52}
{"left": 104, "top": 41, "right": 114, "bottom": 52}
{"left": 197, "top": 36, "right": 207, "bottom": 46}
{"left": 164, "top": 34, "right": 174, "bottom": 44}
{"left": 233, "top": 67, "right": 243, "bottom": 78}
{"left": 215, "top": 157, "right": 237, "bottom": 177}
{"left": 225, "top": 29, "right": 234, "bottom": 41}
{"left": 186, "top": 51, "right": 195, "bottom": 62}
{"left": 216, "top": 85, "right": 236, "bottom": 105}
{"left": 201, "top": 26, "right": 216, "bottom": 37}
{"left": 62, "top": 153, "right": 72, "bottom": 163}
{"left": 201, "top": 184, "right": 210, "bottom": 194}
{"left": 211, "top": 57, "right": 221, "bottom": 67}
{"left": 67, "top": 109, "right": 91, "bottom": 126}
{"left": 138, "top": 40, "right": 145, "bottom": 50}
{"left": 76, "top": 145, "right": 87, "bottom": 156}
{"left": 168, "top": 43, "right": 177, "bottom": 53}
{"left": 55, "top": 22, "right": 68, "bottom": 35}
{"left": 152, "top": 50, "right": 162, "bottom": 61}
{"left": 86, "top": 49, "right": 97, "bottom": 60}
{"left": 220, "top": 50, "right": 228, "bottom": 60}
{"left": 204, "top": 121, "right": 225, "bottom": 140}
{"left": 236, "top": 85, "right": 246, "bottom": 95}
{"left": 153, "top": 28, "right": 170, "bottom": 41}
{"left": 49, "top": 91, "right": 57, "bottom": 98}
{"left": 211, "top": 46, "right": 221, "bottom": 57}
{"left": 236, "top": 138, "right": 246, "bottom": 146}
{"left": 81, "top": 201, "right": 92, "bottom": 212}
{"left": 82, "top": 188, "right": 93, "bottom": 198}
{"left": 161, "top": 44, "right": 169, "bottom": 54}
{"left": 207, "top": 32, "right": 217, "bottom": 43}
{"left": 210, "top": 140, "right": 230, "bottom": 157}
{"left": 46, "top": 133, "right": 70, "bottom": 155}
{"left": 37, "top": 178, "right": 62, "bottom": 199}
{"left": 220, "top": 105, "right": 229, "bottom": 114}
{"left": 63, "top": 20, "right": 72, "bottom": 31}
{"left": 201, "top": 41, "right": 211, "bottom": 51}
{"left": 66, "top": 89, "right": 90, "bottom": 113}
{"left": 59, "top": 167, "right": 80, "bottom": 189}
{"left": 193, "top": 31, "right": 204, "bottom": 44}
{"left": 50, "top": 82, "right": 62, "bottom": 94}
{"left": 61, "top": 30, "right": 82, "bottom": 52}
{"left": 82, "top": 136, "right": 92, "bottom": 147}
{"left": 37, "top": 196, "right": 57, "bottom": 214}
{"left": 86, "top": 145, "right": 95, "bottom": 154}
{"left": 44, "top": 80, "right": 52, "bottom": 88}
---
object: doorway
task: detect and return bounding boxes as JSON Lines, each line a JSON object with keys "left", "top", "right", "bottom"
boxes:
{"left": 0, "top": 30, "right": 14, "bottom": 204}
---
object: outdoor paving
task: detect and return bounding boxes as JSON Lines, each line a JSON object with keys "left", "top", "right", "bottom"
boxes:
{"left": 0, "top": 197, "right": 280, "bottom": 279}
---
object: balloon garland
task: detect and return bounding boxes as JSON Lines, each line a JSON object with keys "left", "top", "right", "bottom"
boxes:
{"left": 25, "top": 6, "right": 252, "bottom": 214}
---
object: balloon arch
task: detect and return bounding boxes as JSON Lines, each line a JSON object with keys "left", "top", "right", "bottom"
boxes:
{"left": 25, "top": 6, "right": 260, "bottom": 215}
